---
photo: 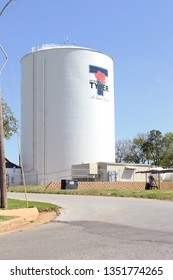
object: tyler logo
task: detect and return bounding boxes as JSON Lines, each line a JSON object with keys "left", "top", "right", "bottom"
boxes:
{"left": 89, "top": 65, "right": 109, "bottom": 96}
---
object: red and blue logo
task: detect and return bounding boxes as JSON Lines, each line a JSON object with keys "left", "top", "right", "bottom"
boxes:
{"left": 89, "top": 65, "right": 109, "bottom": 96}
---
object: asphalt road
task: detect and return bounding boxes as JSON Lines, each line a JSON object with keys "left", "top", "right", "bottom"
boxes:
{"left": 0, "top": 192, "right": 173, "bottom": 259}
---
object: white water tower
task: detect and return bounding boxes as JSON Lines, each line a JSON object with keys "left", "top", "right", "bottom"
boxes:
{"left": 21, "top": 45, "right": 115, "bottom": 184}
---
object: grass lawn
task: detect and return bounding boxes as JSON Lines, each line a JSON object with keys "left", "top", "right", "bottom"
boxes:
{"left": 0, "top": 215, "right": 15, "bottom": 222}
{"left": 8, "top": 185, "right": 173, "bottom": 200}
{"left": 0, "top": 198, "right": 60, "bottom": 213}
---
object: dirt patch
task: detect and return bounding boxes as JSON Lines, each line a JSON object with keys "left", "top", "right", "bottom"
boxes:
{"left": 34, "top": 211, "right": 57, "bottom": 225}
{"left": 0, "top": 211, "right": 57, "bottom": 235}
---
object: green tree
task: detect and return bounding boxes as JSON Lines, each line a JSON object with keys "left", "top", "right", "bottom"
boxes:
{"left": 2, "top": 99, "right": 18, "bottom": 139}
{"left": 123, "top": 141, "right": 141, "bottom": 163}
{"left": 142, "top": 130, "right": 163, "bottom": 166}
{"left": 132, "top": 133, "right": 148, "bottom": 164}
{"left": 115, "top": 130, "right": 173, "bottom": 167}
{"left": 160, "top": 132, "right": 173, "bottom": 166}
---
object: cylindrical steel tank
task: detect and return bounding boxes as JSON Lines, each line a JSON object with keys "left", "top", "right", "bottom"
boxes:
{"left": 21, "top": 45, "right": 115, "bottom": 184}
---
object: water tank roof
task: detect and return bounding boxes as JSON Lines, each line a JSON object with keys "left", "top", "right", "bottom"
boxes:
{"left": 31, "top": 44, "right": 92, "bottom": 52}
{"left": 21, "top": 44, "right": 113, "bottom": 61}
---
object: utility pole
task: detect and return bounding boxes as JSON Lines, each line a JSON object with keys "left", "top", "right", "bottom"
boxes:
{"left": 0, "top": 87, "right": 7, "bottom": 208}
{"left": 0, "top": 0, "right": 14, "bottom": 208}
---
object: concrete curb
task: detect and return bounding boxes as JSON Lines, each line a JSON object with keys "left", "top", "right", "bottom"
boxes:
{"left": 0, "top": 207, "right": 39, "bottom": 233}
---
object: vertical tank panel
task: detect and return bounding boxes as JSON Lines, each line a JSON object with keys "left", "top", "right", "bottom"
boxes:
{"left": 21, "top": 46, "right": 115, "bottom": 183}
{"left": 21, "top": 55, "right": 34, "bottom": 172}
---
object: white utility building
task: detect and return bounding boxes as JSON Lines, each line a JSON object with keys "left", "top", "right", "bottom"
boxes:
{"left": 21, "top": 45, "right": 115, "bottom": 184}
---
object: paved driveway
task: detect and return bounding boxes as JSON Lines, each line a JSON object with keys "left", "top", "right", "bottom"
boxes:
{"left": 0, "top": 192, "right": 172, "bottom": 259}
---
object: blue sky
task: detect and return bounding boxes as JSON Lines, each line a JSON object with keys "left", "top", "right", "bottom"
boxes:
{"left": 0, "top": 0, "right": 173, "bottom": 164}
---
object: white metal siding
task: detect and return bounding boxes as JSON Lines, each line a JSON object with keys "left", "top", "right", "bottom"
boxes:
{"left": 21, "top": 46, "right": 115, "bottom": 183}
